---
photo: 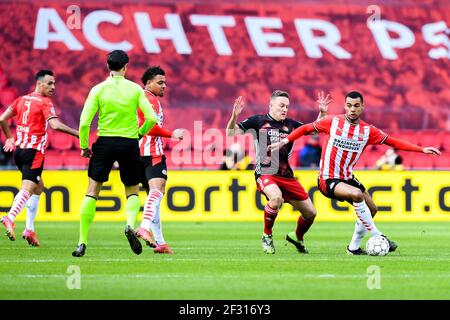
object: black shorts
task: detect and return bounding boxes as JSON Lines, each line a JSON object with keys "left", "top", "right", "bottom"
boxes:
{"left": 139, "top": 156, "right": 168, "bottom": 190}
{"left": 88, "top": 137, "right": 140, "bottom": 186}
{"left": 318, "top": 176, "right": 366, "bottom": 202}
{"left": 14, "top": 148, "right": 44, "bottom": 184}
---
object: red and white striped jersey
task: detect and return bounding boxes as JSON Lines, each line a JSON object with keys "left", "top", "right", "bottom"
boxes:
{"left": 138, "top": 91, "right": 164, "bottom": 157}
{"left": 314, "top": 115, "right": 388, "bottom": 180}
{"left": 8, "top": 92, "right": 58, "bottom": 154}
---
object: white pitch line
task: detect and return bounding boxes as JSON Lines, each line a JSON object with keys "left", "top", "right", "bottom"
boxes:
{"left": 2, "top": 273, "right": 449, "bottom": 280}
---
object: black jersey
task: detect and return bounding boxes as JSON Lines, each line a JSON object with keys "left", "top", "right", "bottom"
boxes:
{"left": 238, "top": 114, "right": 302, "bottom": 178}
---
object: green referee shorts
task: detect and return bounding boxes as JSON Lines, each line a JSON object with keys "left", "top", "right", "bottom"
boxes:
{"left": 88, "top": 136, "right": 140, "bottom": 186}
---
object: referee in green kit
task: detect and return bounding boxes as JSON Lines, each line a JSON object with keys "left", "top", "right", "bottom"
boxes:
{"left": 72, "top": 50, "right": 157, "bottom": 257}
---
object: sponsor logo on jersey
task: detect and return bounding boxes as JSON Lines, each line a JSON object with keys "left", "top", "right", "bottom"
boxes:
{"left": 332, "top": 136, "right": 364, "bottom": 152}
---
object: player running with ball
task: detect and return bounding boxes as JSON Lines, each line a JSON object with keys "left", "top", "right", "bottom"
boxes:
{"left": 226, "top": 90, "right": 331, "bottom": 254}
{"left": 270, "top": 91, "right": 441, "bottom": 255}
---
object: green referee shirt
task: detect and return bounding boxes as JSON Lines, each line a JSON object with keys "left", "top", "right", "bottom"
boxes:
{"left": 79, "top": 75, "right": 157, "bottom": 149}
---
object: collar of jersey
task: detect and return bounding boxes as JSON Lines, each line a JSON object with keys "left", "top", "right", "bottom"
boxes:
{"left": 266, "top": 113, "right": 284, "bottom": 123}
{"left": 144, "top": 90, "right": 157, "bottom": 97}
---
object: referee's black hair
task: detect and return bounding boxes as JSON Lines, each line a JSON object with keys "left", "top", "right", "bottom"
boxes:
{"left": 345, "top": 91, "right": 364, "bottom": 104}
{"left": 35, "top": 70, "right": 53, "bottom": 81}
{"left": 141, "top": 66, "right": 165, "bottom": 85}
{"left": 107, "top": 50, "right": 129, "bottom": 71}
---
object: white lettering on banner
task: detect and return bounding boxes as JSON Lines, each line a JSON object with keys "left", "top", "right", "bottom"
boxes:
{"left": 134, "top": 13, "right": 192, "bottom": 54}
{"left": 422, "top": 21, "right": 450, "bottom": 59}
{"left": 34, "top": 8, "right": 84, "bottom": 50}
{"left": 295, "top": 19, "right": 352, "bottom": 59}
{"left": 190, "top": 15, "right": 236, "bottom": 56}
{"left": 83, "top": 10, "right": 133, "bottom": 51}
{"left": 244, "top": 17, "right": 294, "bottom": 57}
{"left": 31, "top": 9, "right": 448, "bottom": 61}
{"left": 332, "top": 137, "right": 364, "bottom": 152}
{"left": 369, "top": 20, "right": 415, "bottom": 60}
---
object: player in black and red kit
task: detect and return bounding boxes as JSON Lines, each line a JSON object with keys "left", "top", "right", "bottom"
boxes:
{"left": 226, "top": 90, "right": 331, "bottom": 254}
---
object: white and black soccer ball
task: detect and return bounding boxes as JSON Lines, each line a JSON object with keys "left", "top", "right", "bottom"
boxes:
{"left": 366, "top": 235, "right": 390, "bottom": 256}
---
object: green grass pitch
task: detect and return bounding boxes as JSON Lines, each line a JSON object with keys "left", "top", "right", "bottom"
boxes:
{"left": 1, "top": 221, "right": 449, "bottom": 300}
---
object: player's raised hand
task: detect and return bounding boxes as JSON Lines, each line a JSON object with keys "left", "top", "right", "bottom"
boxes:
{"left": 317, "top": 91, "right": 332, "bottom": 114}
{"left": 172, "top": 128, "right": 186, "bottom": 140}
{"left": 423, "top": 147, "right": 441, "bottom": 155}
{"left": 3, "top": 137, "right": 15, "bottom": 152}
{"left": 81, "top": 148, "right": 92, "bottom": 158}
{"left": 233, "top": 96, "right": 245, "bottom": 117}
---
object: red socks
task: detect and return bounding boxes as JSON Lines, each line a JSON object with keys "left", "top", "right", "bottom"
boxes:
{"left": 296, "top": 216, "right": 314, "bottom": 240}
{"left": 263, "top": 204, "right": 279, "bottom": 235}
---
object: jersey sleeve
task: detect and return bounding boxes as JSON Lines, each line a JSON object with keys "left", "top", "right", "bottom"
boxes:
{"left": 313, "top": 115, "right": 333, "bottom": 134}
{"left": 79, "top": 87, "right": 100, "bottom": 149}
{"left": 42, "top": 101, "right": 58, "bottom": 121}
{"left": 7, "top": 98, "right": 20, "bottom": 115}
{"left": 368, "top": 125, "right": 388, "bottom": 145}
{"left": 237, "top": 115, "right": 259, "bottom": 133}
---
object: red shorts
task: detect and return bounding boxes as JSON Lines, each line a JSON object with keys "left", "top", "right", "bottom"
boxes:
{"left": 256, "top": 175, "right": 309, "bottom": 202}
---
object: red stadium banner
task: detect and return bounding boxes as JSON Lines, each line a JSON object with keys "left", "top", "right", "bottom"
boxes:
{"left": 0, "top": 0, "right": 449, "bottom": 131}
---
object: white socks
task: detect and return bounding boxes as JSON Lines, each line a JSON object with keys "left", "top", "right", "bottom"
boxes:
{"left": 141, "top": 189, "right": 166, "bottom": 245}
{"left": 150, "top": 209, "right": 165, "bottom": 245}
{"left": 141, "top": 189, "right": 163, "bottom": 229}
{"left": 348, "top": 220, "right": 367, "bottom": 251}
{"left": 352, "top": 200, "right": 381, "bottom": 237}
{"left": 7, "top": 190, "right": 31, "bottom": 222}
{"left": 25, "top": 195, "right": 40, "bottom": 231}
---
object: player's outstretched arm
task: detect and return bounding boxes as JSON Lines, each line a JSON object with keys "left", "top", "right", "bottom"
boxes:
{"left": 226, "top": 96, "right": 245, "bottom": 137}
{"left": 269, "top": 123, "right": 317, "bottom": 151}
{"left": 317, "top": 91, "right": 332, "bottom": 120}
{"left": 384, "top": 136, "right": 441, "bottom": 155}
{"left": 146, "top": 125, "right": 185, "bottom": 140}
{"left": 48, "top": 118, "right": 79, "bottom": 137}
{"left": 0, "top": 108, "right": 15, "bottom": 152}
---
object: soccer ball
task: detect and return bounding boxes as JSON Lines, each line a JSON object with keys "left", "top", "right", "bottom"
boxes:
{"left": 366, "top": 235, "right": 390, "bottom": 256}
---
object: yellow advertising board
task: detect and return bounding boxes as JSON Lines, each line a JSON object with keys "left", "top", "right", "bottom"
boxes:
{"left": 1, "top": 170, "right": 449, "bottom": 221}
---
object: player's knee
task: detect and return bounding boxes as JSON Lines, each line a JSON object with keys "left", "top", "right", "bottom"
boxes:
{"left": 34, "top": 183, "right": 45, "bottom": 195}
{"left": 350, "top": 189, "right": 364, "bottom": 202}
{"left": 303, "top": 207, "right": 317, "bottom": 220}
{"left": 270, "top": 195, "right": 283, "bottom": 209}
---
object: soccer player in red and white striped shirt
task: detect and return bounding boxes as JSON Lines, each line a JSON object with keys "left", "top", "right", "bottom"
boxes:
{"left": 0, "top": 70, "right": 79, "bottom": 244}
{"left": 134, "top": 66, "right": 185, "bottom": 254}
{"left": 271, "top": 91, "right": 441, "bottom": 255}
